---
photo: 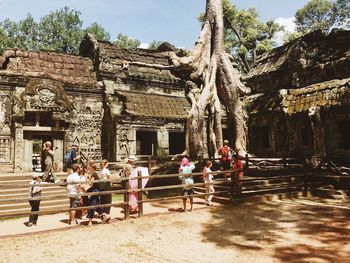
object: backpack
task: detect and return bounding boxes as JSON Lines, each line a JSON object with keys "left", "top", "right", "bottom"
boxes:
{"left": 64, "top": 150, "right": 73, "bottom": 164}
{"left": 221, "top": 146, "right": 231, "bottom": 161}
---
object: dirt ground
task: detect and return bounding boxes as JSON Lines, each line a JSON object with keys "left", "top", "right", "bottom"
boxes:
{"left": 0, "top": 197, "right": 349, "bottom": 263}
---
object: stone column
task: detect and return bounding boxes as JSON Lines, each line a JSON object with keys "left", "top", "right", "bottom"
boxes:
{"left": 157, "top": 127, "right": 169, "bottom": 159}
{"left": 22, "top": 133, "right": 33, "bottom": 172}
{"left": 53, "top": 137, "right": 64, "bottom": 172}
{"left": 308, "top": 107, "right": 326, "bottom": 161}
{"left": 14, "top": 122, "right": 24, "bottom": 172}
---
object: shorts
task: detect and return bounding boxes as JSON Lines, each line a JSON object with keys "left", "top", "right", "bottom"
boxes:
{"left": 182, "top": 188, "right": 194, "bottom": 197}
{"left": 69, "top": 196, "right": 80, "bottom": 208}
{"left": 221, "top": 160, "right": 231, "bottom": 171}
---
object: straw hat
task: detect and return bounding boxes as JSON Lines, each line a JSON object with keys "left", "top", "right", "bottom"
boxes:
{"left": 32, "top": 173, "right": 43, "bottom": 179}
{"left": 128, "top": 155, "right": 137, "bottom": 162}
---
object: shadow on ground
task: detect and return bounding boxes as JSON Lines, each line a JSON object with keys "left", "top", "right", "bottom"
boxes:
{"left": 201, "top": 198, "right": 350, "bottom": 262}
{"left": 274, "top": 202, "right": 350, "bottom": 262}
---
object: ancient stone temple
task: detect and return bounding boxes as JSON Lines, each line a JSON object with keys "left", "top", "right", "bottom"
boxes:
{"left": 0, "top": 49, "right": 102, "bottom": 172}
{"left": 80, "top": 34, "right": 190, "bottom": 162}
{"left": 1, "top": 29, "right": 350, "bottom": 172}
{"left": 244, "top": 30, "right": 350, "bottom": 162}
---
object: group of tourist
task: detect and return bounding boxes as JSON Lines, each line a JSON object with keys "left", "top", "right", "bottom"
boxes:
{"left": 28, "top": 142, "right": 113, "bottom": 227}
{"left": 66, "top": 161, "right": 111, "bottom": 226}
{"left": 28, "top": 140, "right": 243, "bottom": 226}
{"left": 179, "top": 139, "right": 244, "bottom": 212}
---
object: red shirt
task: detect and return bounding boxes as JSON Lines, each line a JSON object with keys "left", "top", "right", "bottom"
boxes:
{"left": 232, "top": 159, "right": 244, "bottom": 178}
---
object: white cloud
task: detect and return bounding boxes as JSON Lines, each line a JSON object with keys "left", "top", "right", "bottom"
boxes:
{"left": 273, "top": 17, "right": 296, "bottom": 47}
{"left": 275, "top": 17, "right": 296, "bottom": 32}
{"left": 139, "top": 43, "right": 149, "bottom": 49}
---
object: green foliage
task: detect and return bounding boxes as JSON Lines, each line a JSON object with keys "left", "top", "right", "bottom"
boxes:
{"left": 17, "top": 14, "right": 39, "bottom": 50}
{"left": 283, "top": 31, "right": 303, "bottom": 44}
{"left": 220, "top": 0, "right": 284, "bottom": 73}
{"left": 38, "top": 7, "right": 83, "bottom": 53}
{"left": 84, "top": 22, "right": 111, "bottom": 41}
{"left": 295, "top": 0, "right": 334, "bottom": 34}
{"left": 0, "top": 19, "right": 19, "bottom": 52}
{"left": 295, "top": 0, "right": 350, "bottom": 34}
{"left": 332, "top": 0, "right": 350, "bottom": 28}
{"left": 0, "top": 6, "right": 111, "bottom": 54}
{"left": 148, "top": 40, "right": 163, "bottom": 50}
{"left": 113, "top": 33, "right": 140, "bottom": 49}
{"left": 33, "top": 139, "right": 42, "bottom": 154}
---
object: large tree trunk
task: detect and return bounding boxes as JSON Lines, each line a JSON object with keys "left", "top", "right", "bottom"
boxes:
{"left": 170, "top": 0, "right": 250, "bottom": 159}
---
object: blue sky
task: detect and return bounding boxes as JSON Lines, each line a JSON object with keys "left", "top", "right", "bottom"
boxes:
{"left": 0, "top": 0, "right": 310, "bottom": 48}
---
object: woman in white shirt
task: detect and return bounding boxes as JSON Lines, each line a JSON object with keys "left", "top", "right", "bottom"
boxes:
{"left": 100, "top": 159, "right": 112, "bottom": 214}
{"left": 202, "top": 160, "right": 215, "bottom": 206}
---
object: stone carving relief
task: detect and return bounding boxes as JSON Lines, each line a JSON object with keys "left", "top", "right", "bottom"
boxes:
{"left": 0, "top": 92, "right": 12, "bottom": 135}
{"left": 12, "top": 78, "right": 74, "bottom": 118}
{"left": 117, "top": 124, "right": 134, "bottom": 160}
{"left": 66, "top": 97, "right": 103, "bottom": 161}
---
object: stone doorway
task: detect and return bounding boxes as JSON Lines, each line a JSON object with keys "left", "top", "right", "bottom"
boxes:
{"left": 169, "top": 132, "right": 185, "bottom": 155}
{"left": 136, "top": 131, "right": 157, "bottom": 156}
{"left": 23, "top": 131, "right": 64, "bottom": 172}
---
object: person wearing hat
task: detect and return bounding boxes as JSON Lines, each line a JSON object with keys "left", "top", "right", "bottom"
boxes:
{"left": 65, "top": 144, "right": 81, "bottom": 175}
{"left": 27, "top": 173, "right": 46, "bottom": 227}
{"left": 122, "top": 155, "right": 136, "bottom": 179}
{"left": 122, "top": 155, "right": 138, "bottom": 212}
{"left": 42, "top": 141, "right": 60, "bottom": 183}
{"left": 218, "top": 139, "right": 234, "bottom": 180}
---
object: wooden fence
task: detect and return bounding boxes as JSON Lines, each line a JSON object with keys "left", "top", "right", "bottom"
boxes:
{"left": 0, "top": 165, "right": 315, "bottom": 221}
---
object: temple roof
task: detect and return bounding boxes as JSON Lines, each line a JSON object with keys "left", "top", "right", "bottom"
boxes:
{"left": 0, "top": 48, "right": 97, "bottom": 88}
{"left": 245, "top": 78, "right": 350, "bottom": 115}
{"left": 244, "top": 30, "right": 350, "bottom": 93}
{"left": 98, "top": 41, "right": 171, "bottom": 66}
{"left": 79, "top": 34, "right": 181, "bottom": 85}
{"left": 116, "top": 91, "right": 189, "bottom": 119}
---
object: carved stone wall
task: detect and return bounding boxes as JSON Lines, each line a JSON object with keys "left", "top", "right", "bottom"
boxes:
{"left": 66, "top": 95, "right": 103, "bottom": 161}
{"left": 116, "top": 124, "right": 135, "bottom": 161}
{"left": 0, "top": 90, "right": 12, "bottom": 135}
{"left": 14, "top": 123, "right": 23, "bottom": 171}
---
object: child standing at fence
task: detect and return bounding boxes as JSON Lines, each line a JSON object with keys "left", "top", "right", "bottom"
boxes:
{"left": 202, "top": 160, "right": 215, "bottom": 206}
{"left": 27, "top": 173, "right": 44, "bottom": 227}
{"left": 231, "top": 154, "right": 244, "bottom": 199}
{"left": 179, "top": 157, "right": 195, "bottom": 212}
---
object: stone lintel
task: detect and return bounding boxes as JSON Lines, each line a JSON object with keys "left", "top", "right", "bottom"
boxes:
{"left": 22, "top": 126, "right": 66, "bottom": 132}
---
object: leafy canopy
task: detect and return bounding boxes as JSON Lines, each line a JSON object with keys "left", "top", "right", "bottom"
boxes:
{"left": 0, "top": 6, "right": 110, "bottom": 54}
{"left": 113, "top": 33, "right": 140, "bottom": 49}
{"left": 200, "top": 0, "right": 283, "bottom": 73}
{"left": 295, "top": 0, "right": 350, "bottom": 34}
{"left": 148, "top": 40, "right": 163, "bottom": 50}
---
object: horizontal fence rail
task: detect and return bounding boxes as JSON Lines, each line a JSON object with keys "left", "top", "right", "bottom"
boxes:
{"left": 0, "top": 168, "right": 315, "bottom": 221}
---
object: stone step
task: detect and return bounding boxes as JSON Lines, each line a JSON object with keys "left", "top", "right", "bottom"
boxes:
{"left": 0, "top": 184, "right": 67, "bottom": 195}
{"left": 242, "top": 185, "right": 303, "bottom": 197}
{"left": 0, "top": 203, "right": 69, "bottom": 218}
{"left": 195, "top": 188, "right": 303, "bottom": 205}
{"left": 0, "top": 172, "right": 67, "bottom": 182}
{"left": 0, "top": 199, "right": 68, "bottom": 211}
{"left": 196, "top": 181, "right": 299, "bottom": 192}
{"left": 0, "top": 189, "right": 68, "bottom": 203}
{"left": 212, "top": 176, "right": 302, "bottom": 187}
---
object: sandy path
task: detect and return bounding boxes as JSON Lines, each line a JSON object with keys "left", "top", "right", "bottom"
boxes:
{"left": 0, "top": 198, "right": 349, "bottom": 263}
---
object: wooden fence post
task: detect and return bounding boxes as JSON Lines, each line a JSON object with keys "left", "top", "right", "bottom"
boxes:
{"left": 124, "top": 177, "right": 130, "bottom": 220}
{"left": 245, "top": 153, "right": 249, "bottom": 170}
{"left": 137, "top": 170, "right": 143, "bottom": 217}
{"left": 303, "top": 170, "right": 309, "bottom": 197}
{"left": 148, "top": 156, "right": 152, "bottom": 175}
